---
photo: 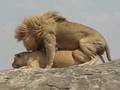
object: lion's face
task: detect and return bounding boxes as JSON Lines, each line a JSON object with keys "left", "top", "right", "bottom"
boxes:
{"left": 12, "top": 53, "right": 27, "bottom": 68}
{"left": 23, "top": 34, "right": 38, "bottom": 51}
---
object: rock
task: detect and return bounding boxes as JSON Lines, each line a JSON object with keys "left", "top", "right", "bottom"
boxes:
{"left": 0, "top": 59, "right": 120, "bottom": 90}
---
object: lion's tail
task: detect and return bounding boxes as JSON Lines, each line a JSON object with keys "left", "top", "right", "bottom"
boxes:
{"left": 105, "top": 44, "right": 112, "bottom": 61}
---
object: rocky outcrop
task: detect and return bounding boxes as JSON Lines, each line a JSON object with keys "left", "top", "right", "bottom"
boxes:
{"left": 0, "top": 59, "right": 120, "bottom": 90}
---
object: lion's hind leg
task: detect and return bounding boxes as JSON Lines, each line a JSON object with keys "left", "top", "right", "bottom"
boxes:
{"left": 79, "top": 38, "right": 105, "bottom": 59}
{"left": 72, "top": 50, "right": 91, "bottom": 64}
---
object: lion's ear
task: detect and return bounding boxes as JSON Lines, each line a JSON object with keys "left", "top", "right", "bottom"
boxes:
{"left": 43, "top": 11, "right": 66, "bottom": 22}
{"left": 15, "top": 54, "right": 21, "bottom": 58}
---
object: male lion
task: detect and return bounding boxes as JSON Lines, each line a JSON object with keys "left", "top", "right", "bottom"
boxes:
{"left": 15, "top": 11, "right": 111, "bottom": 68}
{"left": 12, "top": 50, "right": 97, "bottom": 68}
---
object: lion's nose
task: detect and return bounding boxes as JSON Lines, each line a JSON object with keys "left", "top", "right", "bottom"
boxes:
{"left": 12, "top": 63, "right": 19, "bottom": 68}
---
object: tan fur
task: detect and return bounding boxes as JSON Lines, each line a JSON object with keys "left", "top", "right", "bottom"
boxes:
{"left": 12, "top": 50, "right": 96, "bottom": 68}
{"left": 15, "top": 11, "right": 111, "bottom": 68}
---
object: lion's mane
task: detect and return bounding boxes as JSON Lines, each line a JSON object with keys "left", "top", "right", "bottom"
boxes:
{"left": 15, "top": 11, "right": 66, "bottom": 41}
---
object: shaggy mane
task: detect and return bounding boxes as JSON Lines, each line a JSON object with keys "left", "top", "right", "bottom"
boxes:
{"left": 15, "top": 11, "right": 66, "bottom": 41}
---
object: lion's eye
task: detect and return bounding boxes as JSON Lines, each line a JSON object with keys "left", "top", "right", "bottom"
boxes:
{"left": 15, "top": 54, "right": 21, "bottom": 58}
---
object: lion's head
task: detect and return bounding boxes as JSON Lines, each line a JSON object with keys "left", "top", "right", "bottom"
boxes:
{"left": 15, "top": 11, "right": 66, "bottom": 51}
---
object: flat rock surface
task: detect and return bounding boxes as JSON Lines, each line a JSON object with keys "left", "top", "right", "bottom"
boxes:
{"left": 0, "top": 59, "right": 120, "bottom": 90}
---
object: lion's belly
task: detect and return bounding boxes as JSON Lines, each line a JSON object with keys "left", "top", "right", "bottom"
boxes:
{"left": 56, "top": 41, "right": 79, "bottom": 50}
{"left": 56, "top": 31, "right": 81, "bottom": 50}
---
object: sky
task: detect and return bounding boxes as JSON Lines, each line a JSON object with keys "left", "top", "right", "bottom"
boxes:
{"left": 0, "top": 0, "right": 120, "bottom": 70}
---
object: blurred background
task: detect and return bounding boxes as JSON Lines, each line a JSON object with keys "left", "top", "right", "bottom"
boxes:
{"left": 0, "top": 0, "right": 120, "bottom": 70}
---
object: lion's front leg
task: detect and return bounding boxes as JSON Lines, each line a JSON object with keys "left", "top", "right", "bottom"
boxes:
{"left": 43, "top": 33, "right": 56, "bottom": 68}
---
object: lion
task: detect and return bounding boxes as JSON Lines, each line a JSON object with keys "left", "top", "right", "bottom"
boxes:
{"left": 15, "top": 11, "right": 111, "bottom": 68}
{"left": 12, "top": 50, "right": 97, "bottom": 68}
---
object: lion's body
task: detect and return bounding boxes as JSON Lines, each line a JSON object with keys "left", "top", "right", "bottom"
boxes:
{"left": 15, "top": 11, "right": 111, "bottom": 68}
{"left": 12, "top": 50, "right": 96, "bottom": 68}
{"left": 55, "top": 21, "right": 105, "bottom": 51}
